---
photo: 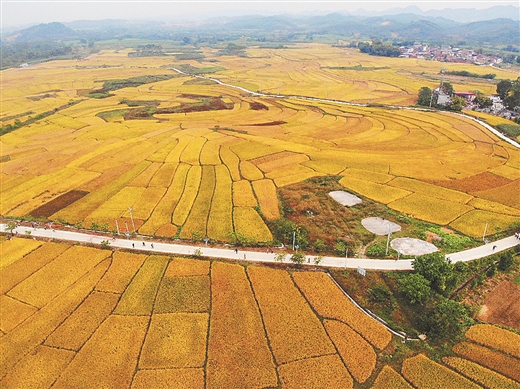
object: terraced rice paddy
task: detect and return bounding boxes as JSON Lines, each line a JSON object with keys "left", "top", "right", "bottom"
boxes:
{"left": 2, "top": 240, "right": 519, "bottom": 388}
{"left": 1, "top": 46, "right": 519, "bottom": 241}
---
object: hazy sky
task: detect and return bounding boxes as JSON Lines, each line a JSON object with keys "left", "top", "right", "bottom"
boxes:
{"left": 2, "top": 0, "right": 518, "bottom": 29}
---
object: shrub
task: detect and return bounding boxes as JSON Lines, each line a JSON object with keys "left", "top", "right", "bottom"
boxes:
{"left": 399, "top": 274, "right": 431, "bottom": 304}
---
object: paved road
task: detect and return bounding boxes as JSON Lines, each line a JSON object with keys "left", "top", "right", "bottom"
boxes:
{"left": 3, "top": 224, "right": 518, "bottom": 271}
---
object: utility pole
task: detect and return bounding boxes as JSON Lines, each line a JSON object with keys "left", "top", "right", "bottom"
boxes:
{"left": 345, "top": 248, "right": 348, "bottom": 269}
{"left": 483, "top": 223, "right": 488, "bottom": 243}
{"left": 129, "top": 207, "right": 136, "bottom": 234}
{"left": 292, "top": 231, "right": 296, "bottom": 251}
{"left": 385, "top": 223, "right": 392, "bottom": 255}
{"left": 115, "top": 219, "right": 120, "bottom": 235}
{"left": 278, "top": 81, "right": 280, "bottom": 95}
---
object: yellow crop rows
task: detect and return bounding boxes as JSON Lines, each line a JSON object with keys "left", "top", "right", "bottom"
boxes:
{"left": 179, "top": 165, "right": 215, "bottom": 239}
{"left": 207, "top": 262, "right": 278, "bottom": 389}
{"left": 140, "top": 313, "right": 208, "bottom": 369}
{"left": 252, "top": 179, "right": 280, "bottom": 220}
{"left": 453, "top": 341, "right": 520, "bottom": 382}
{"left": 207, "top": 164, "right": 234, "bottom": 241}
{"left": 465, "top": 324, "right": 520, "bottom": 359}
{"left": 324, "top": 319, "right": 376, "bottom": 383}
{"left": 371, "top": 366, "right": 413, "bottom": 389}
{"left": 4, "top": 241, "right": 520, "bottom": 387}
{"left": 233, "top": 207, "right": 273, "bottom": 243}
{"left": 443, "top": 357, "right": 520, "bottom": 389}
{"left": 388, "top": 193, "right": 473, "bottom": 225}
{"left": 292, "top": 272, "right": 392, "bottom": 350}
{"left": 248, "top": 266, "right": 335, "bottom": 364}
{"left": 1, "top": 45, "right": 519, "bottom": 244}
{"left": 402, "top": 354, "right": 481, "bottom": 389}
{"left": 0, "top": 238, "right": 42, "bottom": 270}
{"left": 278, "top": 354, "right": 354, "bottom": 389}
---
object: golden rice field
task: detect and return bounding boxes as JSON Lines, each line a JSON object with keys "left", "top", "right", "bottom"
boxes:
{"left": 1, "top": 45, "right": 519, "bottom": 241}
{"left": 1, "top": 239, "right": 519, "bottom": 388}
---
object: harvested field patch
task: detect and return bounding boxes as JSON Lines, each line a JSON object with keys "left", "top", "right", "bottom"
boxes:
{"left": 453, "top": 342, "right": 520, "bottom": 382}
{"left": 324, "top": 319, "right": 376, "bottom": 383}
{"left": 476, "top": 280, "right": 520, "bottom": 331}
{"left": 431, "top": 171, "right": 512, "bottom": 193}
{"left": 0, "top": 345, "right": 75, "bottom": 389}
{"left": 473, "top": 179, "right": 520, "bottom": 209}
{"left": 51, "top": 315, "right": 148, "bottom": 389}
{"left": 140, "top": 313, "right": 208, "bottom": 369}
{"left": 164, "top": 257, "right": 210, "bottom": 277}
{"left": 154, "top": 275, "right": 210, "bottom": 313}
{"left": 207, "top": 262, "right": 277, "bottom": 389}
{"left": 114, "top": 255, "right": 168, "bottom": 315}
{"left": 28, "top": 190, "right": 89, "bottom": 218}
{"left": 45, "top": 291, "right": 119, "bottom": 351}
{"left": 278, "top": 354, "right": 353, "bottom": 389}
{"left": 131, "top": 368, "right": 205, "bottom": 389}
{"left": 248, "top": 266, "right": 335, "bottom": 364}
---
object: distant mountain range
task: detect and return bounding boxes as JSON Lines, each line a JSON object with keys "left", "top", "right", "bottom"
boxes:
{"left": 348, "top": 5, "right": 519, "bottom": 23}
{"left": 2, "top": 6, "right": 519, "bottom": 47}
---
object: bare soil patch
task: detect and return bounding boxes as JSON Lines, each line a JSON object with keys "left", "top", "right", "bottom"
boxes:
{"left": 429, "top": 172, "right": 511, "bottom": 193}
{"left": 249, "top": 101, "right": 268, "bottom": 110}
{"left": 390, "top": 238, "right": 438, "bottom": 256}
{"left": 361, "top": 217, "right": 400, "bottom": 235}
{"left": 476, "top": 280, "right": 520, "bottom": 331}
{"left": 29, "top": 190, "right": 89, "bottom": 219}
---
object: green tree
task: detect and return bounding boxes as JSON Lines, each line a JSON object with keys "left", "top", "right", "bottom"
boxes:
{"left": 313, "top": 239, "right": 326, "bottom": 253}
{"left": 5, "top": 221, "right": 17, "bottom": 235}
{"left": 448, "top": 95, "right": 466, "bottom": 111}
{"left": 290, "top": 251, "right": 306, "bottom": 265}
{"left": 413, "top": 253, "right": 453, "bottom": 294}
{"left": 417, "top": 86, "right": 432, "bottom": 106}
{"left": 504, "top": 77, "right": 520, "bottom": 110}
{"left": 399, "top": 273, "right": 431, "bottom": 304}
{"left": 274, "top": 252, "right": 287, "bottom": 263}
{"left": 473, "top": 91, "right": 493, "bottom": 109}
{"left": 441, "top": 81, "right": 454, "bottom": 96}
{"left": 422, "top": 299, "right": 471, "bottom": 342}
{"left": 313, "top": 255, "right": 324, "bottom": 265}
{"left": 498, "top": 250, "right": 515, "bottom": 271}
{"left": 496, "top": 79, "right": 512, "bottom": 101}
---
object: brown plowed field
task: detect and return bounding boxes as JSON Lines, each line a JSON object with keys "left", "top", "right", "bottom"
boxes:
{"left": 477, "top": 280, "right": 520, "bottom": 331}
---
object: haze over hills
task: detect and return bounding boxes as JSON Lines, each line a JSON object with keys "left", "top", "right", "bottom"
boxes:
{"left": 3, "top": 7, "right": 520, "bottom": 47}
